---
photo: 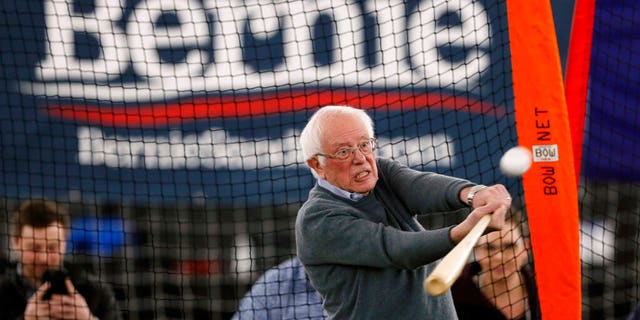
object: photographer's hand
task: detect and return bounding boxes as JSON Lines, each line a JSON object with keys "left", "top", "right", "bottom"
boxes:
{"left": 25, "top": 283, "right": 53, "bottom": 320}
{"left": 48, "top": 279, "right": 94, "bottom": 320}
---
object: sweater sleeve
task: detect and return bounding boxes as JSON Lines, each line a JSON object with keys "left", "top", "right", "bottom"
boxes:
{"left": 376, "top": 158, "right": 473, "bottom": 213}
{"left": 296, "top": 192, "right": 455, "bottom": 270}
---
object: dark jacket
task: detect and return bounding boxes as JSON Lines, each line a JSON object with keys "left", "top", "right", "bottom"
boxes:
{"left": 451, "top": 262, "right": 541, "bottom": 320}
{"left": 0, "top": 261, "right": 122, "bottom": 320}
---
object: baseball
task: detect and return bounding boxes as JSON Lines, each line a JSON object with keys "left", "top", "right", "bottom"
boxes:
{"left": 500, "top": 146, "right": 532, "bottom": 176}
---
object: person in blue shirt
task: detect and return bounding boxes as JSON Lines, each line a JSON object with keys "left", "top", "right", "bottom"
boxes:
{"left": 232, "top": 257, "right": 327, "bottom": 320}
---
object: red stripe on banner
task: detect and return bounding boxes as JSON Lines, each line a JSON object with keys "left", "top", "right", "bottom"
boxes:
{"left": 506, "top": 0, "right": 582, "bottom": 319}
{"left": 45, "top": 90, "right": 504, "bottom": 128}
{"left": 565, "top": 0, "right": 595, "bottom": 183}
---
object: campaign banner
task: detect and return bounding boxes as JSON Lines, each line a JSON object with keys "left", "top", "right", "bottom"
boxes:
{"left": 0, "top": 0, "right": 514, "bottom": 205}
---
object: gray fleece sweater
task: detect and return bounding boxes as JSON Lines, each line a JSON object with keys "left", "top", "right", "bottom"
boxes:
{"left": 295, "top": 158, "right": 473, "bottom": 320}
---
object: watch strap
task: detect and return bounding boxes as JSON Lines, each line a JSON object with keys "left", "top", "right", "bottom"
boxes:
{"left": 466, "top": 184, "right": 487, "bottom": 207}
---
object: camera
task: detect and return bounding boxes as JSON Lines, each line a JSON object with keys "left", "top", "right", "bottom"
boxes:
{"left": 41, "top": 268, "right": 69, "bottom": 300}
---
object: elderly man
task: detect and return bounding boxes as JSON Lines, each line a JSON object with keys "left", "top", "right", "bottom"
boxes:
{"left": 295, "top": 105, "right": 511, "bottom": 319}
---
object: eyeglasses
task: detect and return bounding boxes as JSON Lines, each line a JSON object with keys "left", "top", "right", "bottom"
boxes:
{"left": 316, "top": 138, "right": 377, "bottom": 161}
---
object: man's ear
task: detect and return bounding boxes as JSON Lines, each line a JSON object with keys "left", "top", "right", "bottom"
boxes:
{"left": 307, "top": 158, "right": 324, "bottom": 178}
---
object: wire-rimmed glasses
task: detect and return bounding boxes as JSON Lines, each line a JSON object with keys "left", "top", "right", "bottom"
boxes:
{"left": 316, "top": 138, "right": 377, "bottom": 161}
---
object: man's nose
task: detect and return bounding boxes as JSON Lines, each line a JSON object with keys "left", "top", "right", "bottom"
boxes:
{"left": 352, "top": 148, "right": 367, "bottom": 163}
{"left": 491, "top": 249, "right": 504, "bottom": 260}
{"left": 35, "top": 251, "right": 49, "bottom": 263}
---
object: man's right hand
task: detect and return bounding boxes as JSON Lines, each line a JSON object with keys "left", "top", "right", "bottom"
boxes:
{"left": 450, "top": 184, "right": 511, "bottom": 244}
{"left": 24, "top": 282, "right": 53, "bottom": 320}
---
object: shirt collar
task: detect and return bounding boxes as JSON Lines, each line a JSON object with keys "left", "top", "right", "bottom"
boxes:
{"left": 317, "top": 178, "right": 364, "bottom": 201}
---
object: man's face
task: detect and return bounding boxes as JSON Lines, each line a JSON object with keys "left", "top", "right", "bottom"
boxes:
{"left": 12, "top": 223, "right": 66, "bottom": 285}
{"left": 309, "top": 113, "right": 378, "bottom": 195}
{"left": 474, "top": 222, "right": 528, "bottom": 281}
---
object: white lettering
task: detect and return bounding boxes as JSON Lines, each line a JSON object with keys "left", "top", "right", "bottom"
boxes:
{"left": 365, "top": 0, "right": 410, "bottom": 82}
{"left": 78, "top": 126, "right": 455, "bottom": 169}
{"left": 407, "top": 0, "right": 491, "bottom": 88}
{"left": 37, "top": 0, "right": 129, "bottom": 82}
{"left": 25, "top": 0, "right": 492, "bottom": 102}
{"left": 128, "top": 0, "right": 210, "bottom": 89}
{"left": 285, "top": 0, "right": 364, "bottom": 82}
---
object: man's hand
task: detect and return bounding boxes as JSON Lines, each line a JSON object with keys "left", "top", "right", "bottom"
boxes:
{"left": 48, "top": 279, "right": 93, "bottom": 319}
{"left": 25, "top": 282, "right": 52, "bottom": 319}
{"left": 25, "top": 279, "right": 94, "bottom": 320}
{"left": 452, "top": 184, "right": 511, "bottom": 244}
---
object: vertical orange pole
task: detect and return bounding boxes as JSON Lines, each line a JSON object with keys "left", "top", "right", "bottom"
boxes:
{"left": 506, "top": 0, "right": 582, "bottom": 319}
{"left": 564, "top": 0, "right": 596, "bottom": 183}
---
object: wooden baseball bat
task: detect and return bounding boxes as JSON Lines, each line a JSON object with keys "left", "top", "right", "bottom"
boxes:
{"left": 423, "top": 214, "right": 491, "bottom": 296}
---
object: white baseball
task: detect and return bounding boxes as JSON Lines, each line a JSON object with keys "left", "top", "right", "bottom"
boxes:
{"left": 500, "top": 146, "right": 532, "bottom": 176}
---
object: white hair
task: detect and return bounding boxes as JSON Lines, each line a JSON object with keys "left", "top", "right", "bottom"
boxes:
{"left": 300, "top": 105, "right": 374, "bottom": 177}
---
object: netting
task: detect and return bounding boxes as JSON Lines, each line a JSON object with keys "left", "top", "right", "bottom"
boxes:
{"left": 0, "top": 0, "right": 578, "bottom": 319}
{"left": 567, "top": 0, "right": 640, "bottom": 318}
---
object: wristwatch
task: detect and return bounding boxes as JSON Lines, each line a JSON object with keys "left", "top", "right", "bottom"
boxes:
{"left": 466, "top": 184, "right": 487, "bottom": 207}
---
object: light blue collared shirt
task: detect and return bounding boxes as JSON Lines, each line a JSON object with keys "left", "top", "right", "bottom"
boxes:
{"left": 232, "top": 257, "right": 327, "bottom": 320}
{"left": 316, "top": 178, "right": 364, "bottom": 202}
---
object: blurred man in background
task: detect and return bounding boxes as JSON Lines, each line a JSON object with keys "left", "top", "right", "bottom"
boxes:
{"left": 0, "top": 200, "right": 122, "bottom": 320}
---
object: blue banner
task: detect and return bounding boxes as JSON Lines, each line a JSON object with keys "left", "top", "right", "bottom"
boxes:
{"left": 0, "top": 0, "right": 517, "bottom": 205}
{"left": 583, "top": 0, "right": 640, "bottom": 181}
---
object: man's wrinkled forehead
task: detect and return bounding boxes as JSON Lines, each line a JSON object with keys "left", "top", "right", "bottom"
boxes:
{"left": 320, "top": 114, "right": 370, "bottom": 141}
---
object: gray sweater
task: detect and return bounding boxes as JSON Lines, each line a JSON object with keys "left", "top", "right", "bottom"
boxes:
{"left": 296, "top": 158, "right": 473, "bottom": 319}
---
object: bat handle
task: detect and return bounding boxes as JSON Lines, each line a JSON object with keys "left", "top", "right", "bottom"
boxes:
{"left": 424, "top": 214, "right": 492, "bottom": 296}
